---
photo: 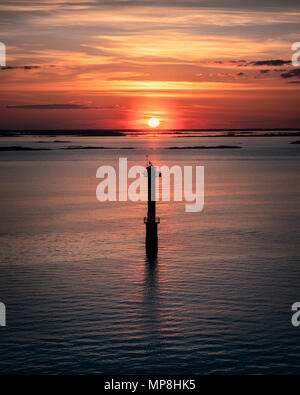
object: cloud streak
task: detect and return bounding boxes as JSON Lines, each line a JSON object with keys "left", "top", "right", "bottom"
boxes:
{"left": 1, "top": 65, "right": 40, "bottom": 70}
{"left": 5, "top": 103, "right": 119, "bottom": 110}
{"left": 280, "top": 69, "right": 300, "bottom": 79}
{"left": 250, "top": 60, "right": 291, "bottom": 66}
{"left": 6, "top": 103, "right": 91, "bottom": 109}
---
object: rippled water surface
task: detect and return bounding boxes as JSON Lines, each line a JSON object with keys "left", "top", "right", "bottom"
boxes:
{"left": 0, "top": 134, "right": 300, "bottom": 374}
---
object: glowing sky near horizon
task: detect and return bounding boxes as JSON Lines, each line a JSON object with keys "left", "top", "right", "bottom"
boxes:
{"left": 0, "top": 0, "right": 299, "bottom": 130}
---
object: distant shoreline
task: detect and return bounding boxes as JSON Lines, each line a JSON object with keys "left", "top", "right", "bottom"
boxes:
{"left": 167, "top": 145, "right": 241, "bottom": 149}
{"left": 0, "top": 129, "right": 300, "bottom": 138}
{"left": 0, "top": 145, "right": 240, "bottom": 151}
{"left": 0, "top": 146, "right": 134, "bottom": 151}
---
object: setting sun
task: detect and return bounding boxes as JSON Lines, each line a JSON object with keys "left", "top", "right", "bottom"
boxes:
{"left": 148, "top": 118, "right": 160, "bottom": 128}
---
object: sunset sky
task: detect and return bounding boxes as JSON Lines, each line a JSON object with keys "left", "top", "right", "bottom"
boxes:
{"left": 0, "top": 0, "right": 299, "bottom": 130}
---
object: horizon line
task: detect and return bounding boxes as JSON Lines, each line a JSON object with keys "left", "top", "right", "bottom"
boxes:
{"left": 1, "top": 128, "right": 300, "bottom": 133}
